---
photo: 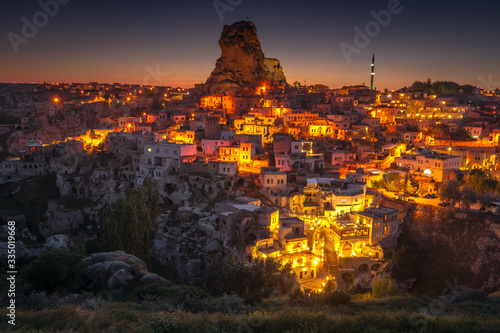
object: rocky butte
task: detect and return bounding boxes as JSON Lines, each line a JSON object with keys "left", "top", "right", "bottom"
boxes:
{"left": 205, "top": 21, "right": 287, "bottom": 94}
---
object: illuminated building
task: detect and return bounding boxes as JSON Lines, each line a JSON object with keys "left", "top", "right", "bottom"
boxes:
{"left": 394, "top": 150, "right": 461, "bottom": 182}
{"left": 118, "top": 117, "right": 141, "bottom": 131}
{"left": 140, "top": 142, "right": 197, "bottom": 179}
{"left": 167, "top": 129, "right": 195, "bottom": 144}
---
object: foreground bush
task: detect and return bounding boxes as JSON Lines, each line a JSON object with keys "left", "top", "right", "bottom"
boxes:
{"left": 20, "top": 248, "right": 85, "bottom": 293}
{"left": 291, "top": 281, "right": 351, "bottom": 307}
{"left": 320, "top": 290, "right": 351, "bottom": 306}
{"left": 205, "top": 255, "right": 297, "bottom": 302}
{"left": 372, "top": 275, "right": 400, "bottom": 299}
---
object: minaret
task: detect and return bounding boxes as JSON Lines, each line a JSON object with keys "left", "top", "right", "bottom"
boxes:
{"left": 370, "top": 54, "right": 375, "bottom": 90}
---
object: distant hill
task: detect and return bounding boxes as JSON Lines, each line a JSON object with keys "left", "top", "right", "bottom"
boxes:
{"left": 405, "top": 79, "right": 475, "bottom": 94}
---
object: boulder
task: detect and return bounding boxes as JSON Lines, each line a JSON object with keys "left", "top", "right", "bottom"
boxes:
{"left": 82, "top": 252, "right": 148, "bottom": 271}
{"left": 81, "top": 252, "right": 164, "bottom": 292}
{"left": 107, "top": 268, "right": 135, "bottom": 290}
{"left": 43, "top": 235, "right": 71, "bottom": 251}
{"left": 138, "top": 273, "right": 165, "bottom": 288}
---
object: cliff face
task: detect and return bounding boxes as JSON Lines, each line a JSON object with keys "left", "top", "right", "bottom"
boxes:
{"left": 391, "top": 205, "right": 500, "bottom": 296}
{"left": 205, "top": 21, "right": 287, "bottom": 93}
{"left": 264, "top": 58, "right": 287, "bottom": 83}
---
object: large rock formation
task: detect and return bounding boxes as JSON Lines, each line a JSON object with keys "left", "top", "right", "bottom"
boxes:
{"left": 82, "top": 252, "right": 165, "bottom": 291}
{"left": 205, "top": 21, "right": 287, "bottom": 93}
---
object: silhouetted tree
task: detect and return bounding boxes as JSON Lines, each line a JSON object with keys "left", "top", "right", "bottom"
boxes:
{"left": 206, "top": 255, "right": 297, "bottom": 302}
{"left": 439, "top": 179, "right": 461, "bottom": 205}
{"left": 467, "top": 169, "right": 493, "bottom": 195}
{"left": 460, "top": 186, "right": 477, "bottom": 210}
{"left": 102, "top": 177, "right": 160, "bottom": 261}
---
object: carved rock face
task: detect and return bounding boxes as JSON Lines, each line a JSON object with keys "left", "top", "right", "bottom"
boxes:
{"left": 206, "top": 21, "right": 287, "bottom": 93}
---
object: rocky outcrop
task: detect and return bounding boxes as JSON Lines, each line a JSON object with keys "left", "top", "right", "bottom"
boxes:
{"left": 82, "top": 252, "right": 164, "bottom": 292}
{"left": 264, "top": 58, "right": 287, "bottom": 83}
{"left": 151, "top": 209, "right": 219, "bottom": 284}
{"left": 205, "top": 21, "right": 287, "bottom": 93}
{"left": 43, "top": 234, "right": 71, "bottom": 251}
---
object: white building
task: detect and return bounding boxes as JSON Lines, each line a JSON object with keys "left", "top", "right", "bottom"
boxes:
{"left": 139, "top": 142, "right": 196, "bottom": 181}
{"left": 394, "top": 150, "right": 461, "bottom": 182}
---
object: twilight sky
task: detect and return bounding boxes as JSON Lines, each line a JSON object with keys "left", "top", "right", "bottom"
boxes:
{"left": 1, "top": 0, "right": 499, "bottom": 90}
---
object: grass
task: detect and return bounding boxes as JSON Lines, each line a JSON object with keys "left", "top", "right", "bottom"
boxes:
{"left": 1, "top": 294, "right": 499, "bottom": 332}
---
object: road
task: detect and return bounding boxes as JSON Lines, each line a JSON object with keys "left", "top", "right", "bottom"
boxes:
{"left": 238, "top": 165, "right": 261, "bottom": 174}
{"left": 381, "top": 190, "right": 441, "bottom": 206}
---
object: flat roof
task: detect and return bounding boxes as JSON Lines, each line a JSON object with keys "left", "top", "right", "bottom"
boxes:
{"left": 281, "top": 217, "right": 303, "bottom": 224}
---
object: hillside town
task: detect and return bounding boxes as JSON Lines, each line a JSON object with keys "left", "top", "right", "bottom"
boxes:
{"left": 1, "top": 21, "right": 500, "bottom": 294}
{"left": 2, "top": 75, "right": 499, "bottom": 290}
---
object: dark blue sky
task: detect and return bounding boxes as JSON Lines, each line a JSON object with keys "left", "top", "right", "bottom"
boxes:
{"left": 1, "top": 0, "right": 499, "bottom": 90}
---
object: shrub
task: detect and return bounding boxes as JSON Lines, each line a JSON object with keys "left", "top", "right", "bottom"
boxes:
{"left": 20, "top": 248, "right": 85, "bottom": 294}
{"left": 320, "top": 290, "right": 351, "bottom": 306}
{"left": 16, "top": 291, "right": 62, "bottom": 311}
{"left": 290, "top": 288, "right": 317, "bottom": 306}
{"left": 205, "top": 255, "right": 297, "bottom": 302}
{"left": 372, "top": 275, "right": 400, "bottom": 299}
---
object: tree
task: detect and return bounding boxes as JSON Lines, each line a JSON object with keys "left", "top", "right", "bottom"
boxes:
{"left": 450, "top": 128, "right": 473, "bottom": 141}
{"left": 205, "top": 255, "right": 297, "bottom": 302}
{"left": 460, "top": 186, "right": 477, "bottom": 210}
{"left": 371, "top": 173, "right": 404, "bottom": 193}
{"left": 385, "top": 173, "right": 405, "bottom": 193}
{"left": 424, "top": 123, "right": 451, "bottom": 140}
{"left": 483, "top": 178, "right": 498, "bottom": 195}
{"left": 21, "top": 248, "right": 85, "bottom": 293}
{"left": 102, "top": 177, "right": 160, "bottom": 261}
{"left": 151, "top": 95, "right": 163, "bottom": 110}
{"left": 372, "top": 275, "right": 399, "bottom": 299}
{"left": 467, "top": 169, "right": 493, "bottom": 195}
{"left": 439, "top": 179, "right": 461, "bottom": 206}
{"left": 416, "top": 185, "right": 428, "bottom": 197}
